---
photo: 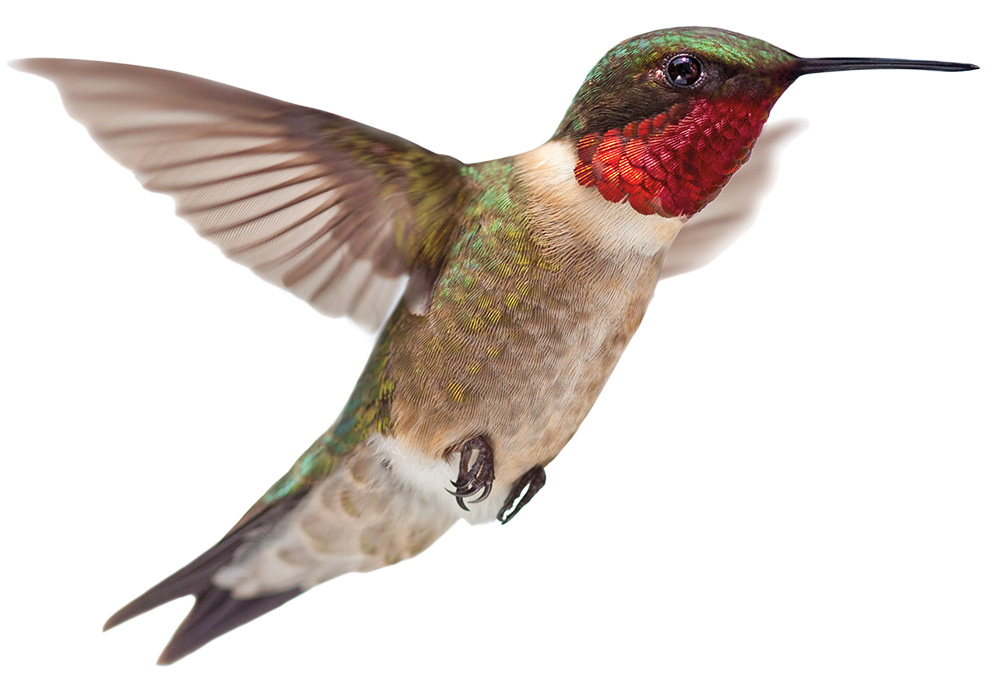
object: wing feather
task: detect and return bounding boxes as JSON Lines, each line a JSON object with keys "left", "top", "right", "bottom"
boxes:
{"left": 15, "top": 58, "right": 467, "bottom": 330}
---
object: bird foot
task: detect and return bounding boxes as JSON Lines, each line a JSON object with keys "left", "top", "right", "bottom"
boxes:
{"left": 497, "top": 466, "right": 546, "bottom": 524}
{"left": 446, "top": 436, "right": 495, "bottom": 511}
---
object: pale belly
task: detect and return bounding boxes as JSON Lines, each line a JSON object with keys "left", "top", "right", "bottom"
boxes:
{"left": 379, "top": 250, "right": 665, "bottom": 522}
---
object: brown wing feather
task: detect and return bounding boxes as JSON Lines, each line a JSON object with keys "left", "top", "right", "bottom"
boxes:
{"left": 14, "top": 58, "right": 467, "bottom": 330}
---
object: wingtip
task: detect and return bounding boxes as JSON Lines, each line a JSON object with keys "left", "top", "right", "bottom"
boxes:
{"left": 8, "top": 58, "right": 61, "bottom": 77}
{"left": 9, "top": 58, "right": 32, "bottom": 73}
{"left": 9, "top": 58, "right": 112, "bottom": 79}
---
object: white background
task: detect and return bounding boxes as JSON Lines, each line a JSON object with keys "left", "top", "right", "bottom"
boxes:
{"left": 2, "top": 1, "right": 997, "bottom": 687}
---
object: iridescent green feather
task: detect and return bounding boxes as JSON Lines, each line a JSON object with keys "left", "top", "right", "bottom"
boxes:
{"left": 320, "top": 124, "right": 470, "bottom": 286}
{"left": 557, "top": 27, "right": 796, "bottom": 138}
{"left": 261, "top": 325, "right": 397, "bottom": 503}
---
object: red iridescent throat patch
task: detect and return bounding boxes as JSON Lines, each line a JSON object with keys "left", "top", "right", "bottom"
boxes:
{"left": 574, "top": 95, "right": 776, "bottom": 217}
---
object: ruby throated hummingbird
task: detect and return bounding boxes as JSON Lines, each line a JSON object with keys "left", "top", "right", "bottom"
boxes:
{"left": 15, "top": 27, "right": 977, "bottom": 664}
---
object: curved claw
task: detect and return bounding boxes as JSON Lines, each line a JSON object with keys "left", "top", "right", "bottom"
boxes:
{"left": 446, "top": 482, "right": 472, "bottom": 497}
{"left": 446, "top": 435, "right": 495, "bottom": 511}
{"left": 467, "top": 482, "right": 492, "bottom": 504}
{"left": 447, "top": 479, "right": 490, "bottom": 500}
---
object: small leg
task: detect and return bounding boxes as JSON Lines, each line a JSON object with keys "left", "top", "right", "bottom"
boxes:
{"left": 497, "top": 466, "right": 546, "bottom": 524}
{"left": 446, "top": 436, "right": 495, "bottom": 511}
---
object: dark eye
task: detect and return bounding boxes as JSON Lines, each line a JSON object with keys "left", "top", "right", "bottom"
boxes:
{"left": 665, "top": 54, "right": 702, "bottom": 87}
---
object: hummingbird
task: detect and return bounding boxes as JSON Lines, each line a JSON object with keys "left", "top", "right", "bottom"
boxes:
{"left": 14, "top": 27, "right": 977, "bottom": 664}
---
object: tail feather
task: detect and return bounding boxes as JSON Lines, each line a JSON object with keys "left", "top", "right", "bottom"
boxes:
{"left": 103, "top": 535, "right": 246, "bottom": 632}
{"left": 104, "top": 495, "right": 304, "bottom": 662}
{"left": 157, "top": 587, "right": 301, "bottom": 665}
{"left": 103, "top": 444, "right": 457, "bottom": 663}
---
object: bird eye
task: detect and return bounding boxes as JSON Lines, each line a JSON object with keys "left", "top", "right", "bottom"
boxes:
{"left": 665, "top": 54, "right": 703, "bottom": 87}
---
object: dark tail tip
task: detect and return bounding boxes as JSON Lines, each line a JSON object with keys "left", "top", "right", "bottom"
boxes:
{"left": 156, "top": 587, "right": 301, "bottom": 665}
{"left": 101, "top": 539, "right": 241, "bottom": 633}
{"left": 101, "top": 495, "right": 305, "bottom": 661}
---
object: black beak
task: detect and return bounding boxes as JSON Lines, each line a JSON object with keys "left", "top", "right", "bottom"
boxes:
{"left": 795, "top": 57, "right": 979, "bottom": 76}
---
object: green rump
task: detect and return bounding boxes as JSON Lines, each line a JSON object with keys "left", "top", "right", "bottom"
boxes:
{"left": 261, "top": 328, "right": 396, "bottom": 503}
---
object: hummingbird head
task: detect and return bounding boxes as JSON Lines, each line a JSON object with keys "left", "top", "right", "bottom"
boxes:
{"left": 558, "top": 27, "right": 977, "bottom": 218}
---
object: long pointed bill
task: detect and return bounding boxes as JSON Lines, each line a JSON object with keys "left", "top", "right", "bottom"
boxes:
{"left": 796, "top": 57, "right": 979, "bottom": 75}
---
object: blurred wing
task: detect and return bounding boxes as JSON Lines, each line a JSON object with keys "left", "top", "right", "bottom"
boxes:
{"left": 15, "top": 59, "right": 467, "bottom": 330}
{"left": 660, "top": 119, "right": 806, "bottom": 279}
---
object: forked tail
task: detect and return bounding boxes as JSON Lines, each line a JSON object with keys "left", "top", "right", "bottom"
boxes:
{"left": 104, "top": 443, "right": 456, "bottom": 664}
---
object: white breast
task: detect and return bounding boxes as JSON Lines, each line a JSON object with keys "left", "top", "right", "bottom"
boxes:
{"left": 515, "top": 139, "right": 686, "bottom": 257}
{"left": 370, "top": 434, "right": 511, "bottom": 525}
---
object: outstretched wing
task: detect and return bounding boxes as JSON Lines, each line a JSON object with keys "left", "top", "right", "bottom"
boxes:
{"left": 15, "top": 59, "right": 467, "bottom": 330}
